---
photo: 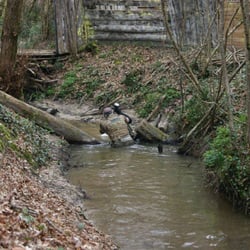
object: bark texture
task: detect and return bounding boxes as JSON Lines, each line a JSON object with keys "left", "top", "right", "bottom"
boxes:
{"left": 54, "top": 0, "right": 80, "bottom": 56}
{"left": 0, "top": 0, "right": 24, "bottom": 97}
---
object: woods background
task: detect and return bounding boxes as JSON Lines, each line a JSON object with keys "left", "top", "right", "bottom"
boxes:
{"left": 0, "top": 0, "right": 245, "bottom": 55}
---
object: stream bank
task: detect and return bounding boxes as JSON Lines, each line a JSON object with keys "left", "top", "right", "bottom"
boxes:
{"left": 0, "top": 102, "right": 119, "bottom": 249}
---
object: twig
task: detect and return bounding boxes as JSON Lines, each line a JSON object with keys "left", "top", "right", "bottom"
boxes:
{"left": 45, "top": 218, "right": 64, "bottom": 234}
{"left": 29, "top": 78, "right": 58, "bottom": 84}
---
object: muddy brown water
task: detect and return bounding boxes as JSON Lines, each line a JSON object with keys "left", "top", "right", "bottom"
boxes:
{"left": 66, "top": 142, "right": 250, "bottom": 250}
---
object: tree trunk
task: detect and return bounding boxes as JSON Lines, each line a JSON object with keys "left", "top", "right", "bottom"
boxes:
{"left": 41, "top": 0, "right": 51, "bottom": 41}
{"left": 64, "top": 0, "right": 78, "bottom": 56}
{"left": 0, "top": 0, "right": 23, "bottom": 96}
{"left": 218, "top": 0, "right": 234, "bottom": 132}
{"left": 240, "top": 0, "right": 250, "bottom": 145}
{"left": 0, "top": 90, "right": 100, "bottom": 144}
{"left": 54, "top": 0, "right": 78, "bottom": 56}
{"left": 54, "top": 0, "right": 67, "bottom": 54}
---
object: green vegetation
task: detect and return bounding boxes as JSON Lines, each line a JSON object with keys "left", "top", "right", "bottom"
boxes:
{"left": 203, "top": 126, "right": 250, "bottom": 212}
{"left": 184, "top": 95, "right": 207, "bottom": 128}
{"left": 83, "top": 41, "right": 99, "bottom": 54}
{"left": 137, "top": 92, "right": 161, "bottom": 118}
{"left": 57, "top": 71, "right": 78, "bottom": 98}
{"left": 0, "top": 104, "right": 52, "bottom": 168}
{"left": 121, "top": 70, "right": 143, "bottom": 93}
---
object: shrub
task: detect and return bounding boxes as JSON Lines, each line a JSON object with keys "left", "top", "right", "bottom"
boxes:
{"left": 121, "top": 70, "right": 143, "bottom": 93}
{"left": 83, "top": 41, "right": 98, "bottom": 55}
{"left": 203, "top": 126, "right": 250, "bottom": 213}
{"left": 137, "top": 92, "right": 161, "bottom": 118}
{"left": 57, "top": 71, "right": 77, "bottom": 98}
{"left": 184, "top": 95, "right": 207, "bottom": 128}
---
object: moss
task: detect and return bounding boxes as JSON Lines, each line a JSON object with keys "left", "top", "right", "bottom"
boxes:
{"left": 0, "top": 122, "right": 13, "bottom": 152}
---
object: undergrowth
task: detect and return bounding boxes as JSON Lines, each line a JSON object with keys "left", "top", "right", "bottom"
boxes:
{"left": 0, "top": 104, "right": 52, "bottom": 168}
{"left": 203, "top": 125, "right": 250, "bottom": 214}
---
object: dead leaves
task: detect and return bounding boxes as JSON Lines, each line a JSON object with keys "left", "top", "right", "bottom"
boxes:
{"left": 0, "top": 149, "right": 118, "bottom": 250}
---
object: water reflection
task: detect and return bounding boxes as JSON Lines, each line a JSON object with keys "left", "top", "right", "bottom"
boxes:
{"left": 66, "top": 144, "right": 250, "bottom": 250}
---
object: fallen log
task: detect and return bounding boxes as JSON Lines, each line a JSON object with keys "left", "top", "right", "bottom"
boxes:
{"left": 135, "top": 119, "right": 168, "bottom": 142}
{"left": 0, "top": 91, "right": 100, "bottom": 144}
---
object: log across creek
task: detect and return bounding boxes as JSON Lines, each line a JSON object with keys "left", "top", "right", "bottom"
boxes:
{"left": 0, "top": 91, "right": 100, "bottom": 144}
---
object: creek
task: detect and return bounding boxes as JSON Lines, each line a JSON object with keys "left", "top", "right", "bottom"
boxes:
{"left": 66, "top": 142, "right": 250, "bottom": 250}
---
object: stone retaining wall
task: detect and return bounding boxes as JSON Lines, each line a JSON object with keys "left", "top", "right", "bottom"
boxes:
{"left": 84, "top": 0, "right": 166, "bottom": 42}
{"left": 83, "top": 0, "right": 245, "bottom": 48}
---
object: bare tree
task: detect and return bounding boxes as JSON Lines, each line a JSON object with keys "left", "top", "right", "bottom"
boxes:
{"left": 161, "top": 0, "right": 240, "bottom": 151}
{"left": 41, "top": 0, "right": 53, "bottom": 41}
{"left": 218, "top": 0, "right": 234, "bottom": 132}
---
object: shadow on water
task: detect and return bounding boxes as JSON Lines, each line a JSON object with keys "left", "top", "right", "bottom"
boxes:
{"left": 66, "top": 143, "right": 250, "bottom": 250}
